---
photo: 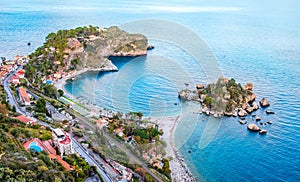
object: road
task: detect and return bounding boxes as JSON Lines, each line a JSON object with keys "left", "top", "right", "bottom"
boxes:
{"left": 63, "top": 107, "right": 163, "bottom": 182}
{"left": 27, "top": 85, "right": 163, "bottom": 181}
{"left": 3, "top": 66, "right": 24, "bottom": 114}
{"left": 3, "top": 71, "right": 112, "bottom": 182}
{"left": 72, "top": 138, "right": 113, "bottom": 182}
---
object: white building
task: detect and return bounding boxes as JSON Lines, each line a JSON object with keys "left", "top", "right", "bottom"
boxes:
{"left": 52, "top": 128, "right": 74, "bottom": 156}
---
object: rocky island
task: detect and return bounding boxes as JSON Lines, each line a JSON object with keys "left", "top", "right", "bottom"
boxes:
{"left": 179, "top": 77, "right": 269, "bottom": 118}
{"left": 25, "top": 25, "right": 151, "bottom": 88}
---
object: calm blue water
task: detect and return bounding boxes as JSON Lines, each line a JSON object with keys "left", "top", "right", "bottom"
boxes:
{"left": 1, "top": 0, "right": 300, "bottom": 181}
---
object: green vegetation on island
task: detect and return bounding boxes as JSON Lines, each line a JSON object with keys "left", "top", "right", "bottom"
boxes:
{"left": 179, "top": 77, "right": 257, "bottom": 117}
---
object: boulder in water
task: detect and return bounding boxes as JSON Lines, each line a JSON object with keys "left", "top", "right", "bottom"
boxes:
{"left": 260, "top": 98, "right": 270, "bottom": 107}
{"left": 266, "top": 110, "right": 275, "bottom": 114}
{"left": 252, "top": 102, "right": 259, "bottom": 110}
{"left": 247, "top": 123, "right": 260, "bottom": 131}
{"left": 244, "top": 83, "right": 254, "bottom": 91}
{"left": 238, "top": 109, "right": 247, "bottom": 117}
{"left": 259, "top": 129, "right": 267, "bottom": 135}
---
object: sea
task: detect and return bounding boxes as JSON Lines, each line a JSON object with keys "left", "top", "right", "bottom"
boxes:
{"left": 1, "top": 0, "right": 300, "bottom": 181}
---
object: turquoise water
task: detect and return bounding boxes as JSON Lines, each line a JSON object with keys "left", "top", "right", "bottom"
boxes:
{"left": 1, "top": 0, "right": 300, "bottom": 181}
{"left": 29, "top": 141, "right": 43, "bottom": 152}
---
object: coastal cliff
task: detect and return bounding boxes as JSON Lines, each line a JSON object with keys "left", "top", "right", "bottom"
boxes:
{"left": 25, "top": 25, "right": 149, "bottom": 87}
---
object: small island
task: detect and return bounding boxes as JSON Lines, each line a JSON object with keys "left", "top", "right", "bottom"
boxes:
{"left": 179, "top": 77, "right": 270, "bottom": 118}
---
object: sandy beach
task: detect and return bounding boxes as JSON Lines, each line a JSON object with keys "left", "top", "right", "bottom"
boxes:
{"left": 54, "top": 70, "right": 195, "bottom": 181}
{"left": 151, "top": 116, "right": 195, "bottom": 182}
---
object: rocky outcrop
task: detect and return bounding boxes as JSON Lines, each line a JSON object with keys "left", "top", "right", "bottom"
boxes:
{"left": 238, "top": 109, "right": 247, "bottom": 117}
{"left": 259, "top": 129, "right": 267, "bottom": 135}
{"left": 147, "top": 45, "right": 155, "bottom": 50}
{"left": 260, "top": 98, "right": 270, "bottom": 107}
{"left": 252, "top": 102, "right": 259, "bottom": 110}
{"left": 244, "top": 83, "right": 254, "bottom": 91}
{"left": 266, "top": 110, "right": 275, "bottom": 114}
{"left": 196, "top": 84, "right": 204, "bottom": 89}
{"left": 247, "top": 124, "right": 260, "bottom": 132}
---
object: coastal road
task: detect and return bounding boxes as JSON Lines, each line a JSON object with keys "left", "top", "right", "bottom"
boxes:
{"left": 3, "top": 66, "right": 25, "bottom": 115}
{"left": 27, "top": 89, "right": 163, "bottom": 181}
{"left": 72, "top": 138, "right": 113, "bottom": 182}
{"left": 4, "top": 77, "right": 112, "bottom": 182}
{"left": 37, "top": 120, "right": 112, "bottom": 182}
{"left": 63, "top": 106, "right": 163, "bottom": 182}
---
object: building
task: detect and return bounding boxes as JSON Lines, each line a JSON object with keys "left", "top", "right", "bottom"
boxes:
{"left": 18, "top": 87, "right": 31, "bottom": 106}
{"left": 15, "top": 69, "right": 25, "bottom": 78}
{"left": 8, "top": 75, "right": 19, "bottom": 85}
{"left": 22, "top": 138, "right": 73, "bottom": 171}
{"left": 15, "top": 55, "right": 28, "bottom": 66}
{"left": 96, "top": 119, "right": 108, "bottom": 128}
{"left": 15, "top": 115, "right": 37, "bottom": 124}
{"left": 52, "top": 128, "right": 74, "bottom": 156}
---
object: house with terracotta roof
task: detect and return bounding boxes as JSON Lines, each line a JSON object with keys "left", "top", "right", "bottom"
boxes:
{"left": 114, "top": 128, "right": 124, "bottom": 137}
{"left": 23, "top": 138, "right": 73, "bottom": 171}
{"left": 52, "top": 128, "right": 74, "bottom": 156}
{"left": 8, "top": 75, "right": 19, "bottom": 85}
{"left": 18, "top": 87, "right": 31, "bottom": 106}
{"left": 15, "top": 115, "right": 36, "bottom": 124}
{"left": 15, "top": 69, "right": 25, "bottom": 78}
{"left": 96, "top": 119, "right": 108, "bottom": 128}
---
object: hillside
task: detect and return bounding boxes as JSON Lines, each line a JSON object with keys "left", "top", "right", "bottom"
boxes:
{"left": 25, "top": 25, "right": 149, "bottom": 87}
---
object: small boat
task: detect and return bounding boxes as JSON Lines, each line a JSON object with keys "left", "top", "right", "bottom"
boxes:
{"left": 184, "top": 82, "right": 189, "bottom": 86}
{"left": 256, "top": 117, "right": 261, "bottom": 121}
{"left": 267, "top": 121, "right": 273, "bottom": 124}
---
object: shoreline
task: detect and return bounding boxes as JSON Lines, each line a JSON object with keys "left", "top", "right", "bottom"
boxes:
{"left": 54, "top": 68, "right": 195, "bottom": 181}
{"left": 151, "top": 116, "right": 195, "bottom": 182}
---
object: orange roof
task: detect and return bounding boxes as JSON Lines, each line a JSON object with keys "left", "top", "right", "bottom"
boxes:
{"left": 16, "top": 115, "right": 33, "bottom": 124}
{"left": 96, "top": 119, "right": 107, "bottom": 125}
{"left": 49, "top": 154, "right": 73, "bottom": 171}
{"left": 16, "top": 69, "right": 25, "bottom": 75}
{"left": 19, "top": 87, "right": 30, "bottom": 103}
{"left": 42, "top": 140, "right": 57, "bottom": 155}
{"left": 9, "top": 75, "right": 19, "bottom": 83}
{"left": 115, "top": 128, "right": 123, "bottom": 134}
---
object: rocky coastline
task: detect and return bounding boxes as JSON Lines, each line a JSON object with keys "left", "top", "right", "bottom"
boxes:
{"left": 179, "top": 77, "right": 273, "bottom": 119}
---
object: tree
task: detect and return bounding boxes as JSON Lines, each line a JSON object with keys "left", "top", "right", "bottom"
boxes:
{"left": 58, "top": 89, "right": 64, "bottom": 97}
{"left": 12, "top": 106, "right": 16, "bottom": 112}
{"left": 42, "top": 84, "right": 58, "bottom": 98}
{"left": 35, "top": 98, "right": 47, "bottom": 113}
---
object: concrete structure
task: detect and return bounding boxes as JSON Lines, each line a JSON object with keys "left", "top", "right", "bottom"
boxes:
{"left": 52, "top": 128, "right": 74, "bottom": 156}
